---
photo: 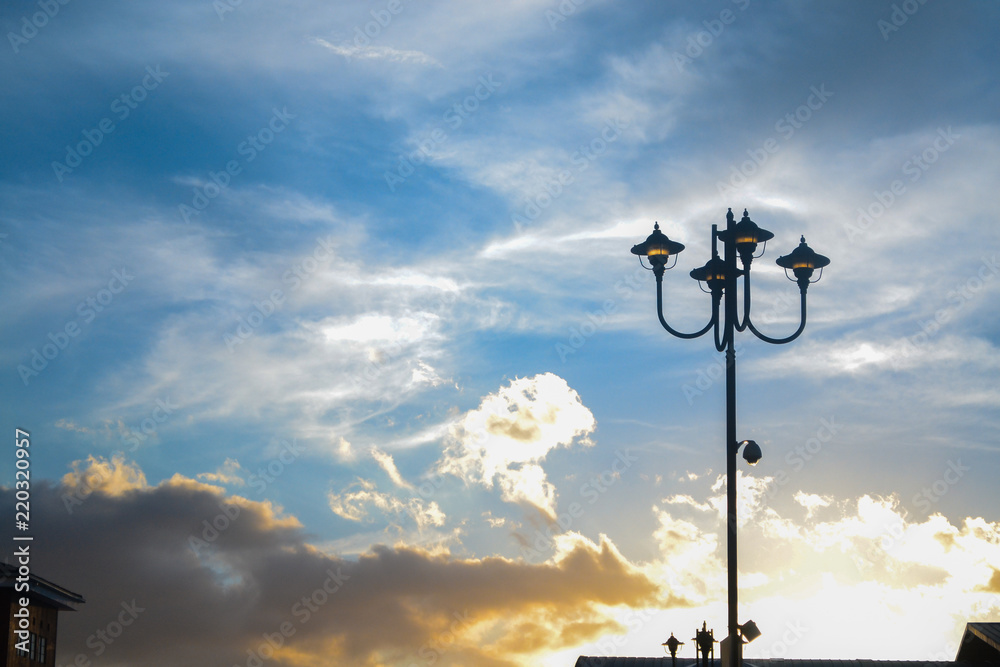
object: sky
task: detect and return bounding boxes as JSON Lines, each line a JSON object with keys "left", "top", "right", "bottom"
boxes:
{"left": 1, "top": 1, "right": 999, "bottom": 666}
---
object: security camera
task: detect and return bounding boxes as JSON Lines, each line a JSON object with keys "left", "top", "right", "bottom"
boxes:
{"left": 741, "top": 440, "right": 762, "bottom": 465}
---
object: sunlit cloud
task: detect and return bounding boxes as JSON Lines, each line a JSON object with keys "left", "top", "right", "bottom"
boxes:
{"left": 646, "top": 475, "right": 1000, "bottom": 659}
{"left": 372, "top": 447, "right": 414, "bottom": 489}
{"left": 197, "top": 458, "right": 247, "bottom": 486}
{"left": 9, "top": 458, "right": 676, "bottom": 667}
{"left": 795, "top": 491, "right": 832, "bottom": 518}
{"left": 61, "top": 454, "right": 148, "bottom": 499}
{"left": 328, "top": 477, "right": 445, "bottom": 530}
{"left": 438, "top": 373, "right": 596, "bottom": 518}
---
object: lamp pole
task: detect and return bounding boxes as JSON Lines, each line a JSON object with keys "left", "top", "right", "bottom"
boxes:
{"left": 631, "top": 208, "right": 829, "bottom": 667}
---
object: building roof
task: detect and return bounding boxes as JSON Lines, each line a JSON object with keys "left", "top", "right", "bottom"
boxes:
{"left": 957, "top": 623, "right": 1000, "bottom": 662}
{"left": 970, "top": 624, "right": 1000, "bottom": 651}
{"left": 575, "top": 661, "right": 1000, "bottom": 667}
{"left": 0, "top": 562, "right": 85, "bottom": 611}
{"left": 578, "top": 623, "right": 1000, "bottom": 667}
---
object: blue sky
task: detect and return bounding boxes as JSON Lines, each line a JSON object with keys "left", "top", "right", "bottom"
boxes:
{"left": 2, "top": 2, "right": 1000, "bottom": 666}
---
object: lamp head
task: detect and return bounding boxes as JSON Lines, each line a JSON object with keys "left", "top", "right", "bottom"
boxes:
{"left": 689, "top": 256, "right": 730, "bottom": 295}
{"left": 740, "top": 440, "right": 762, "bottom": 465}
{"left": 662, "top": 633, "right": 685, "bottom": 657}
{"left": 775, "top": 236, "right": 830, "bottom": 287}
{"left": 718, "top": 209, "right": 774, "bottom": 266}
{"left": 631, "top": 222, "right": 685, "bottom": 271}
{"left": 739, "top": 620, "right": 762, "bottom": 643}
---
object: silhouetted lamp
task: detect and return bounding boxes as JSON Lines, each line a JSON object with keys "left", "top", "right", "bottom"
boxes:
{"left": 630, "top": 208, "right": 829, "bottom": 667}
{"left": 739, "top": 440, "right": 762, "bottom": 466}
{"left": 690, "top": 256, "right": 730, "bottom": 295}
{"left": 776, "top": 236, "right": 831, "bottom": 288}
{"left": 718, "top": 209, "right": 775, "bottom": 265}
{"left": 631, "top": 222, "right": 685, "bottom": 270}
{"left": 739, "top": 620, "right": 762, "bottom": 643}
{"left": 693, "top": 622, "right": 717, "bottom": 667}
{"left": 663, "top": 633, "right": 685, "bottom": 667}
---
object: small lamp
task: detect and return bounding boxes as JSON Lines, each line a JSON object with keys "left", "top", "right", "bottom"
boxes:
{"left": 690, "top": 256, "right": 730, "bottom": 295}
{"left": 776, "top": 236, "right": 831, "bottom": 287}
{"left": 631, "top": 222, "right": 685, "bottom": 271}
{"left": 739, "top": 440, "right": 762, "bottom": 466}
{"left": 663, "top": 633, "right": 685, "bottom": 658}
{"left": 719, "top": 209, "right": 774, "bottom": 266}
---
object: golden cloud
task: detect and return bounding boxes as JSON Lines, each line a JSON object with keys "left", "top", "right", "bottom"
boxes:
{"left": 7, "top": 457, "right": 677, "bottom": 667}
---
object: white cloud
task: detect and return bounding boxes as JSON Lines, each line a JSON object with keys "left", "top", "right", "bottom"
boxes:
{"left": 651, "top": 510, "right": 722, "bottom": 604}
{"left": 328, "top": 477, "right": 445, "bottom": 530}
{"left": 312, "top": 38, "right": 441, "bottom": 67}
{"left": 795, "top": 491, "right": 832, "bottom": 518}
{"left": 334, "top": 436, "right": 355, "bottom": 461}
{"left": 438, "top": 373, "right": 596, "bottom": 518}
{"left": 647, "top": 478, "right": 1000, "bottom": 659}
{"left": 196, "top": 458, "right": 247, "bottom": 486}
{"left": 371, "top": 447, "right": 413, "bottom": 489}
{"left": 745, "top": 335, "right": 1000, "bottom": 379}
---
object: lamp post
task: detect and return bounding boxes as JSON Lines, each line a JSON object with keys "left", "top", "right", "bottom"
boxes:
{"left": 630, "top": 209, "right": 829, "bottom": 667}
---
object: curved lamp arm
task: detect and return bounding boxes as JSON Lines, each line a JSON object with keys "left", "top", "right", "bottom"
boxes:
{"left": 656, "top": 273, "right": 715, "bottom": 340}
{"left": 746, "top": 285, "right": 808, "bottom": 345}
{"left": 735, "top": 269, "right": 752, "bottom": 333}
{"left": 714, "top": 294, "right": 729, "bottom": 352}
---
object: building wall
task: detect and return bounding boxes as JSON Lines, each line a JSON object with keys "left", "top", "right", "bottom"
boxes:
{"left": 2, "top": 590, "right": 60, "bottom": 667}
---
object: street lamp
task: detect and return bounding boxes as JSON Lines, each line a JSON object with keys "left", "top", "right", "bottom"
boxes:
{"left": 662, "top": 633, "right": 685, "bottom": 667}
{"left": 631, "top": 208, "right": 829, "bottom": 667}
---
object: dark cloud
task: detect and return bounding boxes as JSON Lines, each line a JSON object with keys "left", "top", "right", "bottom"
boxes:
{"left": 3, "top": 458, "right": 681, "bottom": 667}
{"left": 976, "top": 568, "right": 1000, "bottom": 594}
{"left": 487, "top": 411, "right": 543, "bottom": 442}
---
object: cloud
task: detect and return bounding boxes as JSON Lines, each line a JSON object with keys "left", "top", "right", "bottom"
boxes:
{"left": 795, "top": 491, "right": 832, "bottom": 518}
{"left": 372, "top": 447, "right": 414, "bottom": 489}
{"left": 437, "top": 373, "right": 596, "bottom": 518}
{"left": 61, "top": 454, "right": 148, "bottom": 499}
{"left": 328, "top": 477, "right": 445, "bottom": 530}
{"left": 312, "top": 38, "right": 442, "bottom": 67}
{"left": 14, "top": 188, "right": 470, "bottom": 454}
{"left": 651, "top": 474, "right": 1000, "bottom": 659}
{"left": 197, "top": 458, "right": 247, "bottom": 486}
{"left": 745, "top": 335, "right": 1000, "bottom": 379}
{"left": 651, "top": 509, "right": 722, "bottom": 605}
{"left": 3, "top": 458, "right": 670, "bottom": 667}
{"left": 977, "top": 568, "right": 1000, "bottom": 594}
